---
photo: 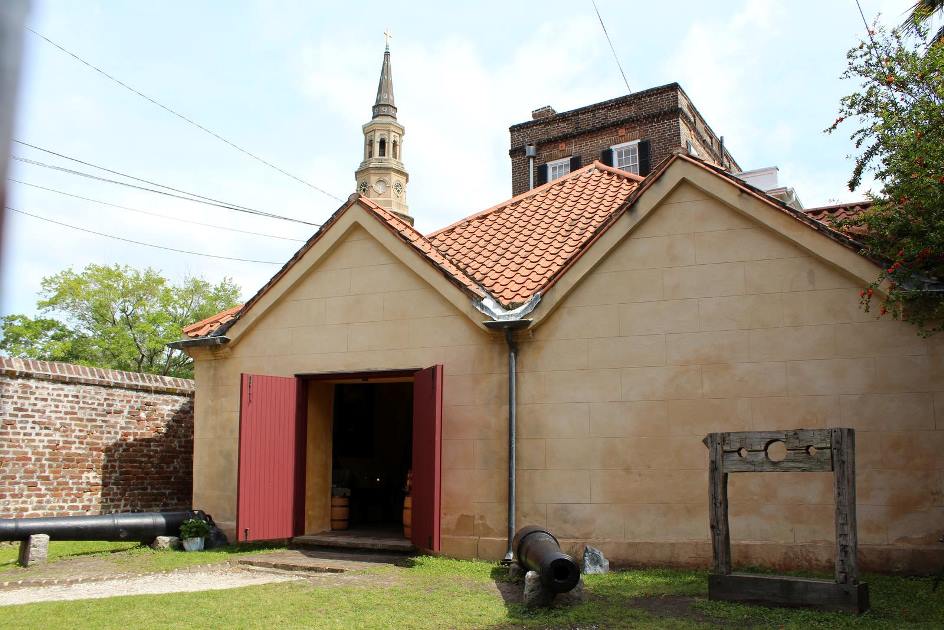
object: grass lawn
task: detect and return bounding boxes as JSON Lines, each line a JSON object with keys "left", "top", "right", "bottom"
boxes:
{"left": 0, "top": 540, "right": 286, "bottom": 576}
{"left": 1, "top": 551, "right": 943, "bottom": 629}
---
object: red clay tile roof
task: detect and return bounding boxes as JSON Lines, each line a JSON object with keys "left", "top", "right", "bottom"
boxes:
{"left": 183, "top": 156, "right": 866, "bottom": 340}
{"left": 181, "top": 304, "right": 243, "bottom": 338}
{"left": 804, "top": 201, "right": 872, "bottom": 226}
{"left": 427, "top": 162, "right": 642, "bottom": 306}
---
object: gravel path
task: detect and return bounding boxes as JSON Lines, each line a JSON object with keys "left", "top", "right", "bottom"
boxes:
{"left": 0, "top": 567, "right": 301, "bottom": 606}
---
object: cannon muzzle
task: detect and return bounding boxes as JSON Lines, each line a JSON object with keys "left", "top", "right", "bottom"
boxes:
{"left": 0, "top": 511, "right": 205, "bottom": 543}
{"left": 513, "top": 525, "right": 581, "bottom": 593}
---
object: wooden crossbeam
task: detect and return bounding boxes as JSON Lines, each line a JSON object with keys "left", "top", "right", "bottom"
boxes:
{"left": 703, "top": 427, "right": 868, "bottom": 613}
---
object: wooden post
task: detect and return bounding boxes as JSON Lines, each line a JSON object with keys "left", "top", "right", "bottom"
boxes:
{"left": 832, "top": 427, "right": 859, "bottom": 585}
{"left": 706, "top": 433, "right": 731, "bottom": 575}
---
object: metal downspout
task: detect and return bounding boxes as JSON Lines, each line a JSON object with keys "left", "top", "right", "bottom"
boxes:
{"left": 483, "top": 318, "right": 531, "bottom": 563}
{"left": 504, "top": 327, "right": 518, "bottom": 562}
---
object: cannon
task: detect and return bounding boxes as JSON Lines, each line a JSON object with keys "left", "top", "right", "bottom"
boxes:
{"left": 513, "top": 525, "right": 581, "bottom": 593}
{"left": 0, "top": 510, "right": 206, "bottom": 543}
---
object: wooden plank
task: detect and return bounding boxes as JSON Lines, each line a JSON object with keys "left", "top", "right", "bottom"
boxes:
{"left": 722, "top": 446, "right": 833, "bottom": 473}
{"left": 832, "top": 427, "right": 859, "bottom": 585}
{"left": 722, "top": 429, "right": 831, "bottom": 452}
{"left": 709, "top": 573, "right": 869, "bottom": 614}
{"left": 706, "top": 433, "right": 731, "bottom": 575}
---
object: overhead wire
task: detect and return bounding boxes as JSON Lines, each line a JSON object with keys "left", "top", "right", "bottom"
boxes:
{"left": 7, "top": 205, "right": 283, "bottom": 264}
{"left": 591, "top": 0, "right": 632, "bottom": 94}
{"left": 13, "top": 139, "right": 298, "bottom": 219}
{"left": 25, "top": 26, "right": 345, "bottom": 203}
{"left": 9, "top": 178, "right": 307, "bottom": 242}
{"left": 854, "top": 0, "right": 879, "bottom": 48}
{"left": 11, "top": 155, "right": 321, "bottom": 226}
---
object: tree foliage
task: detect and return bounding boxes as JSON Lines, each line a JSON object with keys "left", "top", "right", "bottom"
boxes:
{"left": 828, "top": 22, "right": 944, "bottom": 334}
{"left": 0, "top": 264, "right": 240, "bottom": 377}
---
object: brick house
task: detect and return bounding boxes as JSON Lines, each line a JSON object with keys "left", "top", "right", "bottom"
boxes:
{"left": 508, "top": 83, "right": 740, "bottom": 196}
{"left": 175, "top": 49, "right": 943, "bottom": 573}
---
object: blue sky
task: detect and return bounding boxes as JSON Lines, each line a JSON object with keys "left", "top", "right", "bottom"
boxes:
{"left": 1, "top": 0, "right": 911, "bottom": 316}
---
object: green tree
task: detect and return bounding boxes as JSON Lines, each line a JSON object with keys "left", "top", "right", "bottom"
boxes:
{"left": 0, "top": 314, "right": 86, "bottom": 362}
{"left": 902, "top": 1, "right": 944, "bottom": 43}
{"left": 828, "top": 21, "right": 944, "bottom": 334}
{"left": 0, "top": 264, "right": 240, "bottom": 377}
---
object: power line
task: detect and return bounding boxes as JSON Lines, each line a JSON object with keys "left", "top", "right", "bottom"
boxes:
{"left": 9, "top": 178, "right": 307, "bottom": 242}
{"left": 591, "top": 0, "right": 631, "bottom": 94}
{"left": 25, "top": 26, "right": 345, "bottom": 203}
{"left": 7, "top": 205, "right": 283, "bottom": 264}
{"left": 13, "top": 139, "right": 292, "bottom": 218}
{"left": 11, "top": 155, "right": 321, "bottom": 226}
{"left": 854, "top": 0, "right": 878, "bottom": 48}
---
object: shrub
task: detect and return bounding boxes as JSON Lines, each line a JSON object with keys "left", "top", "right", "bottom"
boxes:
{"left": 179, "top": 518, "right": 211, "bottom": 539}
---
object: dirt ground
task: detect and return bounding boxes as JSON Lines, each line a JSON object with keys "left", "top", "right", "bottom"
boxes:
{"left": 0, "top": 566, "right": 301, "bottom": 606}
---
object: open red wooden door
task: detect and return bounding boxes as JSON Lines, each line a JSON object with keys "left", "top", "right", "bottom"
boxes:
{"left": 237, "top": 374, "right": 306, "bottom": 542}
{"left": 411, "top": 365, "right": 443, "bottom": 552}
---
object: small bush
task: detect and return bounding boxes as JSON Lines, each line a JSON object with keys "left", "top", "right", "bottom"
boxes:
{"left": 179, "top": 518, "right": 211, "bottom": 539}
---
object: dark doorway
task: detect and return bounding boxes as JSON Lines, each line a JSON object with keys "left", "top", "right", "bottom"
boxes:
{"left": 331, "top": 382, "right": 413, "bottom": 535}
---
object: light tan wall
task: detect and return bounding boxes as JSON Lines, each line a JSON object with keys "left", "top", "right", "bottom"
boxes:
{"left": 191, "top": 223, "right": 505, "bottom": 547}
{"left": 509, "top": 181, "right": 944, "bottom": 572}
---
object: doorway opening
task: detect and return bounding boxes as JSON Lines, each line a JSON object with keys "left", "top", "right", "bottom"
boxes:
{"left": 330, "top": 382, "right": 413, "bottom": 539}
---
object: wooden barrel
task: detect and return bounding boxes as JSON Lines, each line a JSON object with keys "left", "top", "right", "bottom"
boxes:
{"left": 331, "top": 496, "right": 349, "bottom": 530}
{"left": 402, "top": 495, "right": 412, "bottom": 538}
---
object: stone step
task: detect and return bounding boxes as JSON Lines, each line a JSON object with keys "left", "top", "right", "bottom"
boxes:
{"left": 236, "top": 548, "right": 413, "bottom": 575}
{"left": 292, "top": 532, "right": 415, "bottom": 553}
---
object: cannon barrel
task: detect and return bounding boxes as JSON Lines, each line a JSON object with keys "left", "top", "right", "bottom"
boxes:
{"left": 0, "top": 511, "right": 204, "bottom": 543}
{"left": 513, "top": 525, "right": 581, "bottom": 593}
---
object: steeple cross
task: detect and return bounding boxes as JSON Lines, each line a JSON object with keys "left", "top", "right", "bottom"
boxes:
{"left": 384, "top": 28, "right": 393, "bottom": 50}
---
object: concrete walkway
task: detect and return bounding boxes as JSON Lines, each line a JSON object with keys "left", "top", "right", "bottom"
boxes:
{"left": 0, "top": 567, "right": 300, "bottom": 606}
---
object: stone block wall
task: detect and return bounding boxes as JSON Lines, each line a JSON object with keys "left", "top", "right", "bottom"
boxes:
{"left": 0, "top": 357, "right": 194, "bottom": 518}
{"left": 508, "top": 83, "right": 739, "bottom": 196}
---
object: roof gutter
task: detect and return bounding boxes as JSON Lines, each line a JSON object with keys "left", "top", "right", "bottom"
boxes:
{"left": 483, "top": 317, "right": 532, "bottom": 563}
{"left": 166, "top": 335, "right": 231, "bottom": 350}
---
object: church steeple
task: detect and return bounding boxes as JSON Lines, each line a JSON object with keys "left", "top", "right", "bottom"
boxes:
{"left": 372, "top": 43, "right": 396, "bottom": 119}
{"left": 355, "top": 38, "right": 410, "bottom": 223}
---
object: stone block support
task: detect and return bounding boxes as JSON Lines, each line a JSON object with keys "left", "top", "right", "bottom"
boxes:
{"left": 17, "top": 534, "right": 49, "bottom": 567}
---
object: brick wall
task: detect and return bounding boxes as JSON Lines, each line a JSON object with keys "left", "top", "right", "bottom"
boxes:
{"left": 0, "top": 357, "right": 194, "bottom": 518}
{"left": 508, "top": 83, "right": 740, "bottom": 196}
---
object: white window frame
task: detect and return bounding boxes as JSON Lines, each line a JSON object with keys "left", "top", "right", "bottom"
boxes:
{"left": 610, "top": 140, "right": 640, "bottom": 175}
{"left": 547, "top": 157, "right": 571, "bottom": 182}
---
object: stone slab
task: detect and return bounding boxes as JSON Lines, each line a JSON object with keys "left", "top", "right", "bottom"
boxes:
{"left": 237, "top": 548, "right": 414, "bottom": 574}
{"left": 18, "top": 534, "right": 49, "bottom": 567}
{"left": 293, "top": 530, "right": 414, "bottom": 553}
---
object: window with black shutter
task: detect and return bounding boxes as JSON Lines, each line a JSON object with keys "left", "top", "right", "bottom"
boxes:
{"left": 638, "top": 140, "right": 652, "bottom": 176}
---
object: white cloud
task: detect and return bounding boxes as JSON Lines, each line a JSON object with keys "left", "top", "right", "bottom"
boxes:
{"left": 300, "top": 16, "right": 610, "bottom": 234}
{"left": 663, "top": 0, "right": 787, "bottom": 167}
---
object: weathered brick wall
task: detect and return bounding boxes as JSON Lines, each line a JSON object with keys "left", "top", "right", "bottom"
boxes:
{"left": 0, "top": 357, "right": 194, "bottom": 518}
{"left": 508, "top": 83, "right": 740, "bottom": 196}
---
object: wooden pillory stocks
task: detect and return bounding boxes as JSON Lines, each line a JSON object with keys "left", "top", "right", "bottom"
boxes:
{"left": 703, "top": 428, "right": 869, "bottom": 614}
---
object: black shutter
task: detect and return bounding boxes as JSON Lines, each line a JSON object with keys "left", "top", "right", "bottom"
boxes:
{"left": 600, "top": 148, "right": 613, "bottom": 166}
{"left": 570, "top": 155, "right": 582, "bottom": 172}
{"left": 536, "top": 163, "right": 548, "bottom": 186}
{"left": 638, "top": 140, "right": 652, "bottom": 176}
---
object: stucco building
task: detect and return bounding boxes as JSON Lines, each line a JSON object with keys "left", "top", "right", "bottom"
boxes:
{"left": 177, "top": 49, "right": 944, "bottom": 573}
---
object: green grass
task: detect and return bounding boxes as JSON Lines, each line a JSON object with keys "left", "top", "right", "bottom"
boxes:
{"left": 1, "top": 552, "right": 942, "bottom": 629}
{"left": 0, "top": 540, "right": 286, "bottom": 575}
{"left": 0, "top": 541, "right": 139, "bottom": 571}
